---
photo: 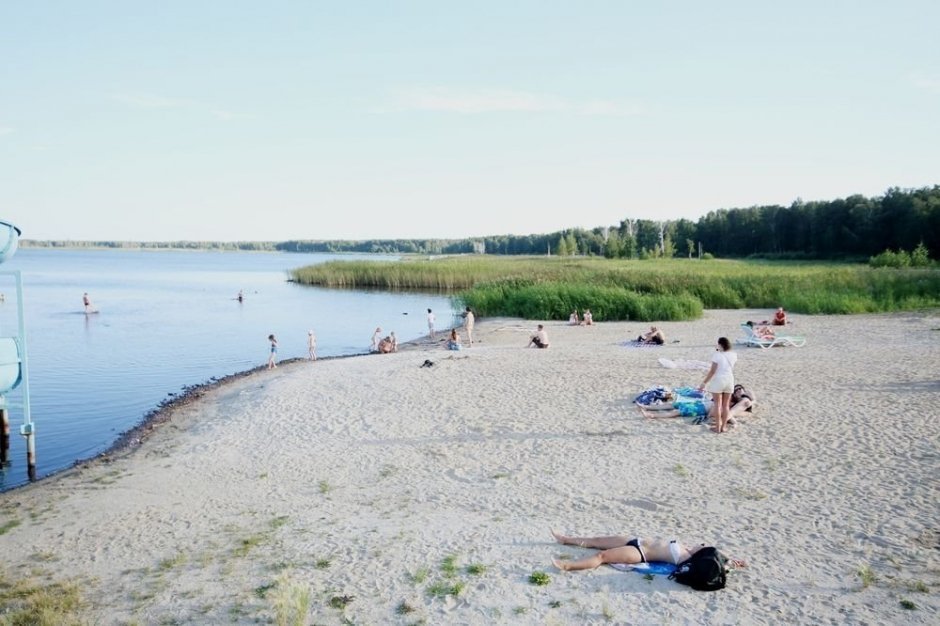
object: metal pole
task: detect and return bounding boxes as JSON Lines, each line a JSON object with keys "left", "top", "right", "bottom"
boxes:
{"left": 0, "top": 404, "right": 8, "bottom": 465}
{"left": 14, "top": 271, "right": 35, "bottom": 480}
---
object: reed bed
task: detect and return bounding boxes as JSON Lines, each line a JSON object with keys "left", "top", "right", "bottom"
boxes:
{"left": 290, "top": 256, "right": 940, "bottom": 321}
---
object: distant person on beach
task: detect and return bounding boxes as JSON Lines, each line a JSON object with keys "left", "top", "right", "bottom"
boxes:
{"left": 83, "top": 292, "right": 94, "bottom": 314}
{"left": 427, "top": 308, "right": 436, "bottom": 340}
{"left": 582, "top": 309, "right": 593, "bottom": 325}
{"left": 378, "top": 336, "right": 394, "bottom": 354}
{"left": 463, "top": 307, "right": 475, "bottom": 346}
{"left": 446, "top": 328, "right": 462, "bottom": 351}
{"left": 569, "top": 309, "right": 580, "bottom": 325}
{"left": 371, "top": 327, "right": 383, "bottom": 352}
{"left": 550, "top": 530, "right": 746, "bottom": 571}
{"left": 236, "top": 290, "right": 244, "bottom": 303}
{"left": 639, "top": 326, "right": 665, "bottom": 345}
{"left": 307, "top": 330, "right": 317, "bottom": 361}
{"left": 267, "top": 334, "right": 278, "bottom": 369}
{"left": 773, "top": 307, "right": 787, "bottom": 326}
{"left": 699, "top": 337, "right": 737, "bottom": 433}
{"left": 528, "top": 324, "right": 550, "bottom": 349}
{"left": 746, "top": 320, "right": 775, "bottom": 339}
{"left": 390, "top": 331, "right": 398, "bottom": 352}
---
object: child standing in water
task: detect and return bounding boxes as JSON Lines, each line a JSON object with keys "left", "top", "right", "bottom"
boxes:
{"left": 267, "top": 334, "right": 278, "bottom": 369}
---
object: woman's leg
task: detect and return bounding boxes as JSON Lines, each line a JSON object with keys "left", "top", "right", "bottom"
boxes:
{"left": 552, "top": 530, "right": 630, "bottom": 550}
{"left": 715, "top": 392, "right": 731, "bottom": 432}
{"left": 553, "top": 546, "right": 643, "bottom": 571}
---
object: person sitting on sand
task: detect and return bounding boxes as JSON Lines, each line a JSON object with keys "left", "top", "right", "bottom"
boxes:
{"left": 528, "top": 324, "right": 550, "bottom": 349}
{"left": 638, "top": 326, "right": 665, "bottom": 345}
{"left": 638, "top": 395, "right": 713, "bottom": 420}
{"left": 773, "top": 307, "right": 787, "bottom": 326}
{"left": 582, "top": 309, "right": 593, "bottom": 326}
{"left": 713, "top": 384, "right": 755, "bottom": 427}
{"left": 446, "top": 328, "right": 462, "bottom": 351}
{"left": 377, "top": 334, "right": 396, "bottom": 354}
{"left": 550, "top": 530, "right": 746, "bottom": 571}
{"left": 569, "top": 309, "right": 580, "bottom": 325}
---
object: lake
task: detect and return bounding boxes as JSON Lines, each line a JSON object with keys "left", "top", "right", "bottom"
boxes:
{"left": 0, "top": 248, "right": 458, "bottom": 490}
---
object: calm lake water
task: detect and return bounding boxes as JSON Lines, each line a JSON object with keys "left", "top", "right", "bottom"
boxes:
{"left": 0, "top": 249, "right": 458, "bottom": 490}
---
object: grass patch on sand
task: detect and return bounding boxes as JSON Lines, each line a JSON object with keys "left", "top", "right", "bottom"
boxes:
{"left": 529, "top": 571, "right": 551, "bottom": 586}
{"left": 426, "top": 581, "right": 465, "bottom": 599}
{"left": 0, "top": 574, "right": 84, "bottom": 625}
{"left": 409, "top": 567, "right": 430, "bottom": 585}
{"left": 157, "top": 552, "right": 187, "bottom": 571}
{"left": 318, "top": 480, "right": 332, "bottom": 494}
{"left": 270, "top": 573, "right": 311, "bottom": 626}
{"left": 672, "top": 464, "right": 690, "bottom": 478}
{"left": 233, "top": 534, "right": 267, "bottom": 558}
{"left": 0, "top": 518, "right": 22, "bottom": 536}
{"left": 857, "top": 564, "right": 877, "bottom": 589}
{"left": 899, "top": 598, "right": 918, "bottom": 610}
{"left": 466, "top": 563, "right": 487, "bottom": 575}
{"left": 440, "top": 555, "right": 459, "bottom": 578}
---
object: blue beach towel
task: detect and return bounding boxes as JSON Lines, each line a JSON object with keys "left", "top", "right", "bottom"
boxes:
{"left": 609, "top": 561, "right": 677, "bottom": 576}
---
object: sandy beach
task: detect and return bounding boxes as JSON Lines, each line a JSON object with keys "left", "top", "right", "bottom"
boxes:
{"left": 1, "top": 310, "right": 938, "bottom": 625}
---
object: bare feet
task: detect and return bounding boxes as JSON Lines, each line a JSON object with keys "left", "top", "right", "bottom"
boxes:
{"left": 729, "top": 557, "right": 747, "bottom": 568}
{"left": 552, "top": 558, "right": 570, "bottom": 571}
{"left": 551, "top": 529, "right": 569, "bottom": 544}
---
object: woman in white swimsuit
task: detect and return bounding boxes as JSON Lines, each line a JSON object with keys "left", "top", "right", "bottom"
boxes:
{"left": 550, "top": 530, "right": 746, "bottom": 571}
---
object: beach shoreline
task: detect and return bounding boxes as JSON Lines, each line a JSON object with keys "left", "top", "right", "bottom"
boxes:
{"left": 1, "top": 311, "right": 937, "bottom": 624}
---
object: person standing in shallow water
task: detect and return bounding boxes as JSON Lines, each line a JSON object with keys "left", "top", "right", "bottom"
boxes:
{"left": 307, "top": 330, "right": 317, "bottom": 361}
{"left": 83, "top": 292, "right": 93, "bottom": 314}
{"left": 267, "top": 334, "right": 278, "bottom": 369}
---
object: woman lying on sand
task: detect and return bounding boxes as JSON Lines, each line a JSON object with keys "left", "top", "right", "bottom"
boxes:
{"left": 551, "top": 531, "right": 746, "bottom": 571}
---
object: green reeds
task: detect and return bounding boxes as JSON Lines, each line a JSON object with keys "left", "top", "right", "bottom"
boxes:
{"left": 290, "top": 256, "right": 940, "bottom": 321}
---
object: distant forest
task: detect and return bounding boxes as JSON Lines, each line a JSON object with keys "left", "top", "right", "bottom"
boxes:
{"left": 23, "top": 186, "right": 940, "bottom": 260}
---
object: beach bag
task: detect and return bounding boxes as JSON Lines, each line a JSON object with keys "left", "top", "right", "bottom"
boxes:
{"left": 668, "top": 547, "right": 727, "bottom": 591}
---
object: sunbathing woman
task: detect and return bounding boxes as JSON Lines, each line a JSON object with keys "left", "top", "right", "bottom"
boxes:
{"left": 551, "top": 530, "right": 746, "bottom": 571}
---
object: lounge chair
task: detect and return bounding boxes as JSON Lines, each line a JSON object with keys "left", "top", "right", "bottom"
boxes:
{"left": 737, "top": 323, "right": 806, "bottom": 349}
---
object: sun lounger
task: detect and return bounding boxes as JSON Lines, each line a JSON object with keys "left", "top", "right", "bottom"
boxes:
{"left": 738, "top": 323, "right": 806, "bottom": 349}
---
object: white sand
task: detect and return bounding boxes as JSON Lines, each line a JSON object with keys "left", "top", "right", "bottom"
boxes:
{"left": 1, "top": 310, "right": 938, "bottom": 624}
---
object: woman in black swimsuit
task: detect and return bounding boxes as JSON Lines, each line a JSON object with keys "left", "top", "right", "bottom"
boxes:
{"left": 550, "top": 530, "right": 746, "bottom": 571}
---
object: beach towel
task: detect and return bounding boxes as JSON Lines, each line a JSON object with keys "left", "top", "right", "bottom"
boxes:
{"left": 609, "top": 562, "right": 677, "bottom": 576}
{"left": 620, "top": 340, "right": 662, "bottom": 348}
{"left": 658, "top": 358, "right": 709, "bottom": 371}
{"left": 634, "top": 386, "right": 671, "bottom": 406}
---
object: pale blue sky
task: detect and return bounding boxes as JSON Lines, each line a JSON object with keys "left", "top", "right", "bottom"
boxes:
{"left": 2, "top": 1, "right": 938, "bottom": 241}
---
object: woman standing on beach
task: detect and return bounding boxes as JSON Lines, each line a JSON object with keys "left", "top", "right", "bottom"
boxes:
{"left": 307, "top": 330, "right": 317, "bottom": 361}
{"left": 267, "top": 334, "right": 278, "bottom": 369}
{"left": 699, "top": 337, "right": 737, "bottom": 433}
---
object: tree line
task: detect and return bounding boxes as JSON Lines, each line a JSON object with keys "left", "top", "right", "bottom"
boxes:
{"left": 23, "top": 186, "right": 940, "bottom": 260}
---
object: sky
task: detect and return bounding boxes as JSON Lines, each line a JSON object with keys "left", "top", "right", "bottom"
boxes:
{"left": 2, "top": 1, "right": 939, "bottom": 242}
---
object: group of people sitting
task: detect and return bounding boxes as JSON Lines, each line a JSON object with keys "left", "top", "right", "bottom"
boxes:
{"left": 371, "top": 327, "right": 398, "bottom": 354}
{"left": 568, "top": 309, "right": 594, "bottom": 326}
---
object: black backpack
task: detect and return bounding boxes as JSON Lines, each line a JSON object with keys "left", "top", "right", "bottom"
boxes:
{"left": 669, "top": 547, "right": 727, "bottom": 591}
